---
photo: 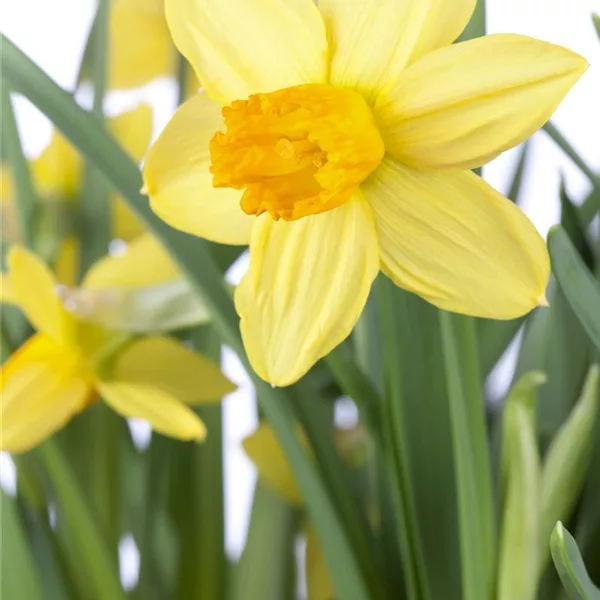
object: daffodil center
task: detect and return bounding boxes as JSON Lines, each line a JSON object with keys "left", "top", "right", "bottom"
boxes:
{"left": 209, "top": 84, "right": 385, "bottom": 221}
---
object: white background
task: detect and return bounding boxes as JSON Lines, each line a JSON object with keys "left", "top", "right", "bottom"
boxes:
{"left": 1, "top": 0, "right": 599, "bottom": 588}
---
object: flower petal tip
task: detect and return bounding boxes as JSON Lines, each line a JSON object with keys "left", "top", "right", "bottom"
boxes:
{"left": 140, "top": 184, "right": 149, "bottom": 195}
{"left": 537, "top": 293, "right": 550, "bottom": 308}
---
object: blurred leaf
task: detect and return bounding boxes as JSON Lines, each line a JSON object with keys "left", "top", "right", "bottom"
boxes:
{"left": 0, "top": 36, "right": 377, "bottom": 600}
{"left": 593, "top": 14, "right": 600, "bottom": 40}
{"left": 548, "top": 225, "right": 600, "bottom": 353}
{"left": 439, "top": 310, "right": 492, "bottom": 600}
{"left": 559, "top": 177, "right": 595, "bottom": 269}
{"left": 1, "top": 83, "right": 37, "bottom": 248}
{"left": 551, "top": 522, "right": 600, "bottom": 599}
{"left": 1, "top": 492, "right": 45, "bottom": 600}
{"left": 457, "top": 0, "right": 486, "bottom": 41}
{"left": 497, "top": 372, "right": 545, "bottom": 600}
{"left": 37, "top": 439, "right": 127, "bottom": 600}
{"left": 544, "top": 123, "right": 600, "bottom": 217}
{"left": 540, "top": 365, "right": 600, "bottom": 568}
{"left": 232, "top": 483, "right": 299, "bottom": 600}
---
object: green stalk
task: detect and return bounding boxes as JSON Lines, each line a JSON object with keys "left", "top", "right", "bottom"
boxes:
{"left": 439, "top": 311, "right": 489, "bottom": 600}
{"left": 1, "top": 82, "right": 36, "bottom": 248}
{"left": 79, "top": 0, "right": 111, "bottom": 271}
{"left": 378, "top": 277, "right": 433, "bottom": 600}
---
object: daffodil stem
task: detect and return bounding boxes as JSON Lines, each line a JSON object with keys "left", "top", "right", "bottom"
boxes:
{"left": 1, "top": 82, "right": 37, "bottom": 249}
{"left": 543, "top": 122, "right": 600, "bottom": 221}
{"left": 439, "top": 311, "right": 492, "bottom": 600}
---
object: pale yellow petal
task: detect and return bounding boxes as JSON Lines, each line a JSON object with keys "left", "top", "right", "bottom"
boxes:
{"left": 242, "top": 422, "right": 304, "bottom": 506}
{"left": 377, "top": 34, "right": 588, "bottom": 171}
{"left": 54, "top": 236, "right": 80, "bottom": 288}
{"left": 235, "top": 197, "right": 379, "bottom": 386}
{"left": 97, "top": 380, "right": 207, "bottom": 441}
{"left": 108, "top": 104, "right": 154, "bottom": 163}
{"left": 0, "top": 272, "right": 16, "bottom": 304}
{"left": 0, "top": 334, "right": 92, "bottom": 453}
{"left": 108, "top": 0, "right": 175, "bottom": 90}
{"left": 110, "top": 336, "right": 235, "bottom": 403}
{"left": 83, "top": 234, "right": 179, "bottom": 290}
{"left": 7, "top": 246, "right": 75, "bottom": 344}
{"left": 306, "top": 527, "right": 335, "bottom": 600}
{"left": 31, "top": 131, "right": 81, "bottom": 199}
{"left": 364, "top": 157, "right": 549, "bottom": 319}
{"left": 320, "top": 0, "right": 475, "bottom": 102}
{"left": 112, "top": 195, "right": 145, "bottom": 242}
{"left": 144, "top": 92, "right": 254, "bottom": 245}
{"left": 165, "top": 0, "right": 328, "bottom": 104}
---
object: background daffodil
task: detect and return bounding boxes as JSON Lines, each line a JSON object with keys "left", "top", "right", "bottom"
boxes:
{"left": 1, "top": 104, "right": 152, "bottom": 269}
{"left": 0, "top": 245, "right": 235, "bottom": 454}
{"left": 143, "top": 0, "right": 587, "bottom": 387}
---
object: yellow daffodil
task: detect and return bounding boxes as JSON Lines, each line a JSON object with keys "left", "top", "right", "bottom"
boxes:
{"left": 1, "top": 104, "right": 152, "bottom": 257}
{"left": 143, "top": 0, "right": 587, "bottom": 386}
{"left": 0, "top": 244, "right": 235, "bottom": 454}
{"left": 107, "top": 0, "right": 199, "bottom": 92}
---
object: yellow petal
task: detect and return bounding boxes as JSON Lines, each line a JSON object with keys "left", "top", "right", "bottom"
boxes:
{"left": 83, "top": 234, "right": 179, "bottom": 290}
{"left": 377, "top": 34, "right": 587, "bottom": 171}
{"left": 144, "top": 92, "right": 254, "bottom": 244}
{"left": 0, "top": 272, "right": 16, "bottom": 304}
{"left": 306, "top": 527, "right": 335, "bottom": 600}
{"left": 110, "top": 336, "right": 235, "bottom": 403}
{"left": 108, "top": 103, "right": 154, "bottom": 163}
{"left": 320, "top": 0, "right": 475, "bottom": 102}
{"left": 31, "top": 131, "right": 81, "bottom": 199}
{"left": 364, "top": 157, "right": 550, "bottom": 319}
{"left": 97, "top": 380, "right": 207, "bottom": 441}
{"left": 54, "top": 236, "right": 80, "bottom": 288}
{"left": 165, "top": 0, "right": 328, "bottom": 104}
{"left": 0, "top": 334, "right": 92, "bottom": 453}
{"left": 7, "top": 246, "right": 75, "bottom": 344}
{"left": 112, "top": 195, "right": 145, "bottom": 242}
{"left": 242, "top": 422, "right": 304, "bottom": 506}
{"left": 235, "top": 197, "right": 379, "bottom": 386}
{"left": 108, "top": 0, "right": 175, "bottom": 90}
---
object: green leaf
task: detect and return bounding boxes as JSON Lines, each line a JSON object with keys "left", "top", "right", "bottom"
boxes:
{"left": 232, "top": 484, "right": 299, "bottom": 600}
{"left": 497, "top": 372, "right": 545, "bottom": 600}
{"left": 1, "top": 492, "right": 45, "bottom": 600}
{"left": 551, "top": 522, "right": 600, "bottom": 599}
{"left": 559, "top": 177, "right": 595, "bottom": 269}
{"left": 540, "top": 365, "right": 600, "bottom": 569}
{"left": 1, "top": 82, "right": 37, "bottom": 249}
{"left": 457, "top": 0, "right": 486, "bottom": 41}
{"left": 544, "top": 123, "right": 600, "bottom": 218}
{"left": 0, "top": 35, "right": 374, "bottom": 600}
{"left": 439, "top": 310, "right": 491, "bottom": 600}
{"left": 548, "top": 225, "right": 600, "bottom": 353}
{"left": 37, "top": 439, "right": 127, "bottom": 600}
{"left": 592, "top": 14, "right": 600, "bottom": 40}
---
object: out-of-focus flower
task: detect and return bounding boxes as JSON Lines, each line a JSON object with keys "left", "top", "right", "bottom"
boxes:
{"left": 1, "top": 104, "right": 153, "bottom": 280}
{"left": 143, "top": 0, "right": 587, "bottom": 387}
{"left": 0, "top": 244, "right": 235, "bottom": 454}
{"left": 243, "top": 422, "right": 366, "bottom": 600}
{"left": 107, "top": 0, "right": 199, "bottom": 92}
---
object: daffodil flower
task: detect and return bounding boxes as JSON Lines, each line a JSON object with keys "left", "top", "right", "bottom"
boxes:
{"left": 244, "top": 422, "right": 366, "bottom": 600}
{"left": 1, "top": 105, "right": 153, "bottom": 283}
{"left": 0, "top": 245, "right": 235, "bottom": 454}
{"left": 143, "top": 0, "right": 587, "bottom": 386}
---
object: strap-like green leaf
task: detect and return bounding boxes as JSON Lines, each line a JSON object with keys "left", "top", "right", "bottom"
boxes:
{"left": 548, "top": 225, "right": 600, "bottom": 353}
{"left": 551, "top": 522, "right": 600, "bottom": 599}
{"left": 1, "top": 492, "right": 45, "bottom": 600}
